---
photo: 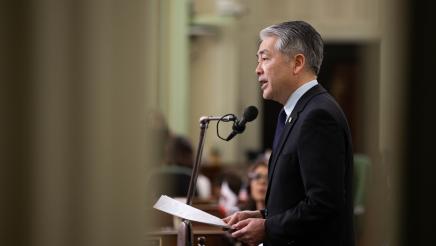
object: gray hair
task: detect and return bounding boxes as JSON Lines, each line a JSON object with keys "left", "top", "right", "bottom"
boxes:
{"left": 259, "top": 21, "right": 324, "bottom": 75}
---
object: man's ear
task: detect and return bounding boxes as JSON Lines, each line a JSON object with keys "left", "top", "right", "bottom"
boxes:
{"left": 292, "top": 54, "right": 305, "bottom": 75}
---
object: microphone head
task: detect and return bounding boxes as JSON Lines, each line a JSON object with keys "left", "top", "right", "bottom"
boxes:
{"left": 232, "top": 106, "right": 258, "bottom": 134}
{"left": 243, "top": 106, "right": 258, "bottom": 122}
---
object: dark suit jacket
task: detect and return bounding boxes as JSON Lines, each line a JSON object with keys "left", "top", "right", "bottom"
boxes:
{"left": 263, "top": 84, "right": 355, "bottom": 246}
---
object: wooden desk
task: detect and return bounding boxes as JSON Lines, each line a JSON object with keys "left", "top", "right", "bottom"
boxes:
{"left": 147, "top": 227, "right": 234, "bottom": 246}
{"left": 147, "top": 198, "right": 232, "bottom": 245}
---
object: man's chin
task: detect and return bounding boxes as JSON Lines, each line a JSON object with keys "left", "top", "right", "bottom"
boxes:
{"left": 262, "top": 93, "right": 273, "bottom": 100}
{"left": 262, "top": 92, "right": 272, "bottom": 100}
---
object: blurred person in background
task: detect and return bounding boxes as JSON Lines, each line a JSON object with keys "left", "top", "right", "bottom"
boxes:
{"left": 148, "top": 134, "right": 211, "bottom": 200}
{"left": 239, "top": 161, "right": 268, "bottom": 211}
{"left": 216, "top": 171, "right": 243, "bottom": 217}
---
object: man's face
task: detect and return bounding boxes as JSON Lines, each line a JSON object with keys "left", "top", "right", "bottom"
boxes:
{"left": 256, "top": 36, "right": 294, "bottom": 105}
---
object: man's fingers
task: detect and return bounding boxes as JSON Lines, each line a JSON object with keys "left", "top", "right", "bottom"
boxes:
{"left": 232, "top": 218, "right": 250, "bottom": 230}
{"left": 223, "top": 215, "right": 234, "bottom": 225}
{"left": 222, "top": 216, "right": 231, "bottom": 223}
{"left": 223, "top": 213, "right": 238, "bottom": 224}
{"left": 228, "top": 218, "right": 265, "bottom": 246}
{"left": 227, "top": 215, "right": 240, "bottom": 225}
{"left": 223, "top": 211, "right": 256, "bottom": 227}
{"left": 231, "top": 227, "right": 246, "bottom": 238}
{"left": 227, "top": 212, "right": 243, "bottom": 226}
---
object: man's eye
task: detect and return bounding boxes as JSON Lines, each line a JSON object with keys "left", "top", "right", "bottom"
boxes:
{"left": 257, "top": 57, "right": 268, "bottom": 63}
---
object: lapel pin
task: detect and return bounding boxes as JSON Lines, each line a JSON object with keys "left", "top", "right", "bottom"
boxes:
{"left": 288, "top": 117, "right": 292, "bottom": 123}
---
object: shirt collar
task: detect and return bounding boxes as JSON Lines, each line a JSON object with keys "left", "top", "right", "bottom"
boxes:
{"left": 283, "top": 80, "right": 318, "bottom": 119}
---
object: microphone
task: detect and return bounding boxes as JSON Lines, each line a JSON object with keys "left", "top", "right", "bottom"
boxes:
{"left": 200, "top": 115, "right": 236, "bottom": 124}
{"left": 225, "top": 106, "right": 258, "bottom": 141}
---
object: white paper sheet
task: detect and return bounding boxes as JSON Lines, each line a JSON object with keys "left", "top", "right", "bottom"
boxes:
{"left": 153, "top": 195, "right": 230, "bottom": 228}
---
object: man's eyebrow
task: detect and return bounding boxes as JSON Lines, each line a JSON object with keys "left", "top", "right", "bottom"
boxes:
{"left": 256, "top": 49, "right": 269, "bottom": 57}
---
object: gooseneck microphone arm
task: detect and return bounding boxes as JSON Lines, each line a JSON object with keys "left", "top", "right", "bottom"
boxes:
{"left": 186, "top": 117, "right": 208, "bottom": 206}
{"left": 178, "top": 114, "right": 235, "bottom": 246}
{"left": 185, "top": 114, "right": 236, "bottom": 205}
{"left": 177, "top": 107, "right": 257, "bottom": 246}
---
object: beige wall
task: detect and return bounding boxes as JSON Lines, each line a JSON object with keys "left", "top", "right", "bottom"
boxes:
{"left": 189, "top": 24, "right": 241, "bottom": 164}
{"left": 29, "top": 1, "right": 153, "bottom": 245}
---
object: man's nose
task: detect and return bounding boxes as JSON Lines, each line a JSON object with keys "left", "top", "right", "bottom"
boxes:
{"left": 255, "top": 63, "right": 263, "bottom": 76}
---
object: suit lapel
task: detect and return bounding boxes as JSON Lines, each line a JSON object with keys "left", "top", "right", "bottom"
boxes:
{"left": 265, "top": 84, "right": 327, "bottom": 204}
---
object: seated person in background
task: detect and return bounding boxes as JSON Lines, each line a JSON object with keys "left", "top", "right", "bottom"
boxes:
{"left": 240, "top": 162, "right": 268, "bottom": 211}
{"left": 148, "top": 135, "right": 211, "bottom": 200}
{"left": 215, "top": 171, "right": 243, "bottom": 217}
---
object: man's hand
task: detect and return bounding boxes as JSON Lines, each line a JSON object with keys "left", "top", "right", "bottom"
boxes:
{"left": 223, "top": 211, "right": 265, "bottom": 245}
{"left": 223, "top": 210, "right": 262, "bottom": 226}
{"left": 231, "top": 218, "right": 265, "bottom": 246}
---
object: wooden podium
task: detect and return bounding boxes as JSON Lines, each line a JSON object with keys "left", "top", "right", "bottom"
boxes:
{"left": 147, "top": 227, "right": 232, "bottom": 246}
{"left": 150, "top": 113, "right": 246, "bottom": 245}
{"left": 147, "top": 200, "right": 232, "bottom": 246}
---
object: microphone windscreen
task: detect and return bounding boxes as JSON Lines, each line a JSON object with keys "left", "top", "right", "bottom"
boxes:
{"left": 243, "top": 106, "right": 258, "bottom": 122}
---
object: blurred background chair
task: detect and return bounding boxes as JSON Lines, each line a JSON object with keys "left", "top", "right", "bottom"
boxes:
{"left": 353, "top": 153, "right": 371, "bottom": 239}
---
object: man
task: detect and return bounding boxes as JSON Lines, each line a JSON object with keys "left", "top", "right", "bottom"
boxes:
{"left": 223, "top": 21, "right": 355, "bottom": 246}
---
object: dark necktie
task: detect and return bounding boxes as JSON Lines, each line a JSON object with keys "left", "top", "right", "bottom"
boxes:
{"left": 272, "top": 109, "right": 287, "bottom": 151}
